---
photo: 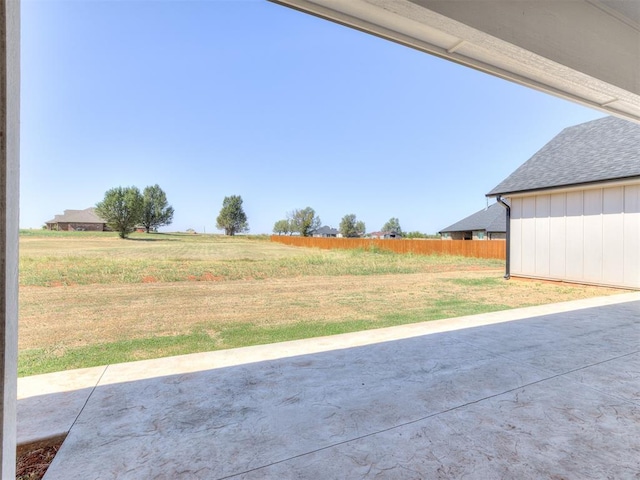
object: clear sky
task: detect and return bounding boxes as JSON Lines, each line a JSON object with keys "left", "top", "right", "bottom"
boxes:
{"left": 21, "top": 0, "right": 606, "bottom": 235}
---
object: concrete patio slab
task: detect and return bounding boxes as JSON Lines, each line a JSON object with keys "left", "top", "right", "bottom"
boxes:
{"left": 17, "top": 365, "right": 106, "bottom": 446}
{"left": 245, "top": 377, "right": 640, "bottom": 479}
{"left": 17, "top": 292, "right": 640, "bottom": 479}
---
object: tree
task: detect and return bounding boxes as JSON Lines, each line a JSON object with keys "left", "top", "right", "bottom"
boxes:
{"left": 273, "top": 219, "right": 292, "bottom": 235}
{"left": 216, "top": 195, "right": 249, "bottom": 235}
{"left": 404, "top": 231, "right": 427, "bottom": 239}
{"left": 339, "top": 214, "right": 366, "bottom": 238}
{"left": 141, "top": 184, "right": 174, "bottom": 233}
{"left": 382, "top": 217, "right": 402, "bottom": 234}
{"left": 95, "top": 186, "right": 143, "bottom": 239}
{"left": 289, "top": 207, "right": 321, "bottom": 237}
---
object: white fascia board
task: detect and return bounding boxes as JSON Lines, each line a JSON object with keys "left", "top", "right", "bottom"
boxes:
{"left": 497, "top": 177, "right": 640, "bottom": 200}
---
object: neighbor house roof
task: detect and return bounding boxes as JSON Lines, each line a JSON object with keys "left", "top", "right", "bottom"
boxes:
{"left": 46, "top": 208, "right": 106, "bottom": 224}
{"left": 439, "top": 202, "right": 506, "bottom": 234}
{"left": 487, "top": 116, "right": 640, "bottom": 197}
{"left": 314, "top": 226, "right": 339, "bottom": 236}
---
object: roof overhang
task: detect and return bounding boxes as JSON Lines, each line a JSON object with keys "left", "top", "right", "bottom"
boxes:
{"left": 270, "top": 0, "right": 640, "bottom": 124}
{"left": 489, "top": 175, "right": 640, "bottom": 199}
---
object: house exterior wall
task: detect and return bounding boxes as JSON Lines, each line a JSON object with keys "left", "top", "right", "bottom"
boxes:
{"left": 48, "top": 222, "right": 105, "bottom": 232}
{"left": 508, "top": 182, "right": 640, "bottom": 289}
{"left": 473, "top": 231, "right": 507, "bottom": 240}
{"left": 64, "top": 222, "right": 105, "bottom": 232}
{"left": 441, "top": 232, "right": 467, "bottom": 240}
{"left": 443, "top": 231, "right": 503, "bottom": 240}
{"left": 440, "top": 230, "right": 492, "bottom": 240}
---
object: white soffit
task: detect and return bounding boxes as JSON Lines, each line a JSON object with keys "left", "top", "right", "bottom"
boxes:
{"left": 270, "top": 0, "right": 640, "bottom": 124}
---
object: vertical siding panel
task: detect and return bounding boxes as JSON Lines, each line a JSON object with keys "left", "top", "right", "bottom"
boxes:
{"left": 549, "top": 193, "right": 566, "bottom": 279}
{"left": 565, "top": 191, "right": 584, "bottom": 281}
{"left": 520, "top": 197, "right": 536, "bottom": 275}
{"left": 602, "top": 187, "right": 624, "bottom": 285}
{"left": 623, "top": 185, "right": 640, "bottom": 288}
{"left": 510, "top": 197, "right": 523, "bottom": 274}
{"left": 583, "top": 189, "right": 603, "bottom": 282}
{"left": 535, "top": 195, "right": 550, "bottom": 276}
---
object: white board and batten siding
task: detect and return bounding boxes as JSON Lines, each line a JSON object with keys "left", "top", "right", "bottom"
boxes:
{"left": 508, "top": 183, "right": 640, "bottom": 289}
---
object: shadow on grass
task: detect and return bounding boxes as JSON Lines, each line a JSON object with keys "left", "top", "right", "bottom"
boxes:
{"left": 18, "top": 300, "right": 512, "bottom": 377}
{"left": 125, "top": 235, "right": 180, "bottom": 242}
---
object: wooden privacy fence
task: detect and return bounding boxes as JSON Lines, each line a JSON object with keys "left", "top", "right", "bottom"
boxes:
{"left": 270, "top": 236, "right": 506, "bottom": 260}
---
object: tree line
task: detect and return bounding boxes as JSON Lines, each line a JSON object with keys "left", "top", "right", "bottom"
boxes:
{"left": 97, "top": 186, "right": 248, "bottom": 239}
{"left": 273, "top": 207, "right": 323, "bottom": 237}
{"left": 97, "top": 188, "right": 428, "bottom": 239}
{"left": 96, "top": 185, "right": 175, "bottom": 238}
{"left": 272, "top": 208, "right": 404, "bottom": 238}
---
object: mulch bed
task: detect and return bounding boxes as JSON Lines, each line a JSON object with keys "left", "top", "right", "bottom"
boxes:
{"left": 16, "top": 436, "right": 65, "bottom": 480}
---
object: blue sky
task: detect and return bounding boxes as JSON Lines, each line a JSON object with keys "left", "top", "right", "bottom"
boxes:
{"left": 21, "top": 0, "right": 606, "bottom": 234}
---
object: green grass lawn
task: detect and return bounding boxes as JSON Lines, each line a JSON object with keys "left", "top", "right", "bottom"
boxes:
{"left": 19, "top": 230, "right": 503, "bottom": 286}
{"left": 18, "top": 230, "right": 622, "bottom": 376}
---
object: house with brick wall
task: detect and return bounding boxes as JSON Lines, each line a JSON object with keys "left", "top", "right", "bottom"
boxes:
{"left": 45, "top": 208, "right": 109, "bottom": 232}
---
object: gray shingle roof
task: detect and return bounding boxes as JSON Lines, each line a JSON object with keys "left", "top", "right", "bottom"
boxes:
{"left": 314, "top": 226, "right": 339, "bottom": 235}
{"left": 46, "top": 208, "right": 106, "bottom": 224}
{"left": 487, "top": 116, "right": 640, "bottom": 196}
{"left": 439, "top": 202, "right": 506, "bottom": 234}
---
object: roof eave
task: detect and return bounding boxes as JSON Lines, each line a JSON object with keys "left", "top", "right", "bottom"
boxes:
{"left": 487, "top": 175, "right": 640, "bottom": 198}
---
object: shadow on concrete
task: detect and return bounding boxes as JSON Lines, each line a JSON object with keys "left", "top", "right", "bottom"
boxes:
{"left": 20, "top": 300, "right": 640, "bottom": 479}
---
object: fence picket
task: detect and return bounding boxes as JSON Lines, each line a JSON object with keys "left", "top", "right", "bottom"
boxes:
{"left": 270, "top": 236, "right": 505, "bottom": 260}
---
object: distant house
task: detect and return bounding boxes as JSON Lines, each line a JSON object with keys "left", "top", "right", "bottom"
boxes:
{"left": 439, "top": 202, "right": 506, "bottom": 240}
{"left": 369, "top": 231, "right": 402, "bottom": 239}
{"left": 313, "top": 226, "right": 339, "bottom": 238}
{"left": 45, "top": 208, "right": 108, "bottom": 232}
{"left": 487, "top": 116, "right": 640, "bottom": 289}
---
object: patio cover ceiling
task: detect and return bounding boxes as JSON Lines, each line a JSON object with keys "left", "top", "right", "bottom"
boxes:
{"left": 270, "top": 0, "right": 640, "bottom": 124}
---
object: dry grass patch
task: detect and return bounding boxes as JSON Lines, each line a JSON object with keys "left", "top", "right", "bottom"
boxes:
{"left": 20, "top": 231, "right": 504, "bottom": 286}
{"left": 18, "top": 231, "right": 626, "bottom": 376}
{"left": 20, "top": 270, "right": 622, "bottom": 351}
